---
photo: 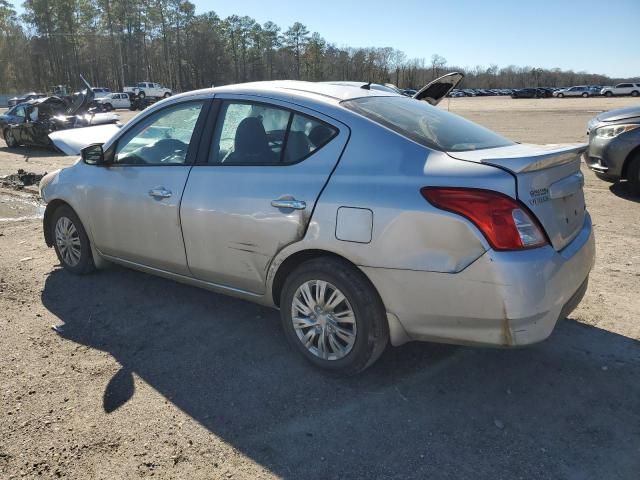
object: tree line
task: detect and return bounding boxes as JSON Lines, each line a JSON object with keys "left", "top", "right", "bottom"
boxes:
{"left": 0, "top": 0, "right": 636, "bottom": 95}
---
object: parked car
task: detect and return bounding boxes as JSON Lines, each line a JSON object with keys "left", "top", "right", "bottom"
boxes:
{"left": 600, "top": 83, "right": 640, "bottom": 97}
{"left": 8, "top": 92, "right": 47, "bottom": 107}
{"left": 2, "top": 77, "right": 119, "bottom": 149}
{"left": 553, "top": 86, "right": 591, "bottom": 98}
{"left": 585, "top": 105, "right": 640, "bottom": 191}
{"left": 511, "top": 88, "right": 541, "bottom": 99}
{"left": 124, "top": 82, "right": 173, "bottom": 99}
{"left": 96, "top": 92, "right": 131, "bottom": 111}
{"left": 41, "top": 76, "right": 594, "bottom": 374}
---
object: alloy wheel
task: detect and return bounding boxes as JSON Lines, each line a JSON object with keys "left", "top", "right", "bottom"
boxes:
{"left": 55, "top": 216, "right": 82, "bottom": 267}
{"left": 291, "top": 280, "right": 357, "bottom": 360}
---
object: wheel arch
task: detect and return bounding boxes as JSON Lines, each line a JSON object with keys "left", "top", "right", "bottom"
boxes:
{"left": 270, "top": 248, "right": 379, "bottom": 308}
{"left": 621, "top": 144, "right": 640, "bottom": 179}
{"left": 43, "top": 199, "right": 72, "bottom": 247}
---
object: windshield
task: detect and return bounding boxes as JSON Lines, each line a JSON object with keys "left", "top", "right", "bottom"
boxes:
{"left": 342, "top": 96, "right": 515, "bottom": 152}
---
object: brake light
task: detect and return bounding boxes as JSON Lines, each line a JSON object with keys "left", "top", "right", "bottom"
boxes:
{"left": 421, "top": 187, "right": 547, "bottom": 251}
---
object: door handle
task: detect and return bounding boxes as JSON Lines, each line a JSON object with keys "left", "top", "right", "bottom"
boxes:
{"left": 271, "top": 199, "right": 306, "bottom": 210}
{"left": 148, "top": 187, "right": 172, "bottom": 199}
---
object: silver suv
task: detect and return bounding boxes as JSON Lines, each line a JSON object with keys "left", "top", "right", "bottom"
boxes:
{"left": 600, "top": 83, "right": 640, "bottom": 97}
{"left": 586, "top": 105, "right": 640, "bottom": 191}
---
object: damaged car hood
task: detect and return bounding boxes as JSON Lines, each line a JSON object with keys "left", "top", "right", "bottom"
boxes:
{"left": 49, "top": 124, "right": 121, "bottom": 155}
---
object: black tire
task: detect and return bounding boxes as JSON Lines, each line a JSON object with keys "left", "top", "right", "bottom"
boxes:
{"left": 163, "top": 92, "right": 171, "bottom": 98}
{"left": 631, "top": 91, "right": 639, "bottom": 97}
{"left": 582, "top": 92, "right": 589, "bottom": 98}
{"left": 280, "top": 257, "right": 389, "bottom": 375}
{"left": 605, "top": 91, "right": 613, "bottom": 97}
{"left": 50, "top": 205, "right": 95, "bottom": 274}
{"left": 558, "top": 93, "right": 564, "bottom": 98}
{"left": 3, "top": 128, "right": 18, "bottom": 148}
{"left": 626, "top": 153, "right": 640, "bottom": 194}
{"left": 103, "top": 103, "right": 113, "bottom": 111}
{"left": 138, "top": 90, "right": 146, "bottom": 99}
{"left": 594, "top": 171, "right": 617, "bottom": 183}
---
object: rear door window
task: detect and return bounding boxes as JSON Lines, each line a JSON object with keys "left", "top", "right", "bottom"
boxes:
{"left": 209, "top": 101, "right": 337, "bottom": 165}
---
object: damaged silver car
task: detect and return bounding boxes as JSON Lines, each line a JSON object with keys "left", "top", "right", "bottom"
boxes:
{"left": 41, "top": 74, "right": 595, "bottom": 374}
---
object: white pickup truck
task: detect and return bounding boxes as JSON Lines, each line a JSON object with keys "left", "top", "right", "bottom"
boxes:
{"left": 95, "top": 92, "right": 131, "bottom": 110}
{"left": 124, "top": 82, "right": 172, "bottom": 99}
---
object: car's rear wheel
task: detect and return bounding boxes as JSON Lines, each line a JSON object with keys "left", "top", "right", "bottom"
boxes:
{"left": 631, "top": 91, "right": 639, "bottom": 97}
{"left": 3, "top": 128, "right": 18, "bottom": 148}
{"left": 280, "top": 257, "right": 389, "bottom": 375}
{"left": 626, "top": 153, "right": 640, "bottom": 194}
{"left": 51, "top": 205, "right": 95, "bottom": 274}
{"left": 558, "top": 93, "right": 564, "bottom": 98}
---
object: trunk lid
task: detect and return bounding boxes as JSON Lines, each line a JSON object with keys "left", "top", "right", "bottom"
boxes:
{"left": 448, "top": 143, "right": 587, "bottom": 251}
{"left": 413, "top": 72, "right": 464, "bottom": 106}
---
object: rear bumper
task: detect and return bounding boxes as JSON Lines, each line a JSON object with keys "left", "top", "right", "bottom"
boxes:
{"left": 362, "top": 214, "right": 596, "bottom": 347}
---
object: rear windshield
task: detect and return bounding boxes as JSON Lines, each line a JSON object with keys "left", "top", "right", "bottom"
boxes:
{"left": 342, "top": 96, "right": 514, "bottom": 152}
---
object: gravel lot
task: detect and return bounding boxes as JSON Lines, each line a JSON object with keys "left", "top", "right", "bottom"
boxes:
{"left": 1, "top": 96, "right": 639, "bottom": 479}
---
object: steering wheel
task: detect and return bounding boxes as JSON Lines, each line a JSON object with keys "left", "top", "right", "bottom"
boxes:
{"left": 148, "top": 138, "right": 188, "bottom": 163}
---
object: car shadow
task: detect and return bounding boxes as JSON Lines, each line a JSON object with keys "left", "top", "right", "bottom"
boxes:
{"left": 41, "top": 266, "right": 640, "bottom": 479}
{"left": 609, "top": 181, "right": 640, "bottom": 203}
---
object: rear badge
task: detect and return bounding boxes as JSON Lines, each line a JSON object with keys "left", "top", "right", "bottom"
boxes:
{"left": 529, "top": 188, "right": 550, "bottom": 206}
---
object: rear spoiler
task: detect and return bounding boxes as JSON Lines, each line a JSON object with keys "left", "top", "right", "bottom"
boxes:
{"left": 449, "top": 143, "right": 587, "bottom": 174}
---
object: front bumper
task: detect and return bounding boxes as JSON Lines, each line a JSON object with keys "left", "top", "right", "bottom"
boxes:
{"left": 363, "top": 214, "right": 596, "bottom": 347}
{"left": 585, "top": 130, "right": 640, "bottom": 178}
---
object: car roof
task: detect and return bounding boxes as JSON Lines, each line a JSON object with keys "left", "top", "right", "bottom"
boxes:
{"left": 175, "top": 80, "right": 399, "bottom": 108}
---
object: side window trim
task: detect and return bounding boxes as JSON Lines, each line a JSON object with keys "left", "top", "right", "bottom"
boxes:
{"left": 106, "top": 98, "right": 212, "bottom": 167}
{"left": 196, "top": 98, "right": 339, "bottom": 167}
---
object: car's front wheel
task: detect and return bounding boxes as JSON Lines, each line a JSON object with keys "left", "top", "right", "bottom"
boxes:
{"left": 582, "top": 92, "right": 589, "bottom": 98}
{"left": 3, "top": 128, "right": 18, "bottom": 148}
{"left": 605, "top": 91, "right": 613, "bottom": 97}
{"left": 594, "top": 171, "right": 617, "bottom": 183}
{"left": 557, "top": 93, "right": 564, "bottom": 98}
{"left": 51, "top": 205, "right": 95, "bottom": 274}
{"left": 626, "top": 153, "right": 640, "bottom": 194}
{"left": 280, "top": 257, "right": 389, "bottom": 375}
{"left": 164, "top": 92, "right": 171, "bottom": 98}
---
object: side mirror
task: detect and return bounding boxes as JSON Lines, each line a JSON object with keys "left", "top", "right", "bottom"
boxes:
{"left": 81, "top": 143, "right": 106, "bottom": 165}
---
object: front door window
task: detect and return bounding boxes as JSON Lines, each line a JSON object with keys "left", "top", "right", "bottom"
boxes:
{"left": 114, "top": 101, "right": 204, "bottom": 165}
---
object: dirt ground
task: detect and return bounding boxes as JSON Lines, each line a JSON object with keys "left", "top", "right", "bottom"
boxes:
{"left": 1, "top": 96, "right": 639, "bottom": 479}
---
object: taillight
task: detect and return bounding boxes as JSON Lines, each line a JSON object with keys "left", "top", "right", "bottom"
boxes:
{"left": 421, "top": 187, "right": 548, "bottom": 251}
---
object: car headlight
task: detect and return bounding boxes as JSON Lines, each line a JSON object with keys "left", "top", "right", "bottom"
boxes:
{"left": 595, "top": 124, "right": 640, "bottom": 138}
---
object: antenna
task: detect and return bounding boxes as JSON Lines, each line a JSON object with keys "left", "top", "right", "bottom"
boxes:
{"left": 360, "top": 82, "right": 372, "bottom": 90}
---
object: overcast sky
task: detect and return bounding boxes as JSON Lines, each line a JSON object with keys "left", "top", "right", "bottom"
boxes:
{"left": 190, "top": 0, "right": 640, "bottom": 78}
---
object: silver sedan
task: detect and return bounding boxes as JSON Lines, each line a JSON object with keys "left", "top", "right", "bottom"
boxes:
{"left": 40, "top": 77, "right": 595, "bottom": 374}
